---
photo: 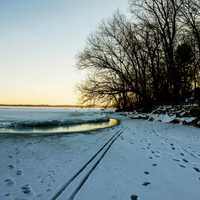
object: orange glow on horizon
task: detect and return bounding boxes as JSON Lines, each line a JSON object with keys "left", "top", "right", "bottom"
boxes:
{"left": 0, "top": 87, "right": 80, "bottom": 106}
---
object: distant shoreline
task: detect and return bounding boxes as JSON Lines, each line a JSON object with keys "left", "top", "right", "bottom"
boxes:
{"left": 0, "top": 104, "right": 105, "bottom": 108}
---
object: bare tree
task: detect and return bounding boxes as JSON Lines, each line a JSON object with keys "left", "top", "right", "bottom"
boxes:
{"left": 77, "top": 12, "right": 141, "bottom": 109}
{"left": 181, "top": 0, "right": 200, "bottom": 53}
{"left": 130, "top": 0, "right": 183, "bottom": 101}
{"left": 78, "top": 12, "right": 164, "bottom": 108}
{"left": 77, "top": 2, "right": 200, "bottom": 109}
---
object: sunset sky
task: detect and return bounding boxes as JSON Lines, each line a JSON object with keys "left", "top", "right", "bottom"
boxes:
{"left": 0, "top": 0, "right": 128, "bottom": 105}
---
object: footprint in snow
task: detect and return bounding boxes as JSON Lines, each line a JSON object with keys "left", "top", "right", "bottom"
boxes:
{"left": 144, "top": 171, "right": 150, "bottom": 175}
{"left": 21, "top": 184, "right": 32, "bottom": 194}
{"left": 193, "top": 167, "right": 200, "bottom": 173}
{"left": 180, "top": 153, "right": 184, "bottom": 157}
{"left": 152, "top": 163, "right": 157, "bottom": 167}
{"left": 179, "top": 164, "right": 186, "bottom": 168}
{"left": 182, "top": 159, "right": 189, "bottom": 163}
{"left": 171, "top": 147, "right": 175, "bottom": 150}
{"left": 142, "top": 182, "right": 151, "bottom": 186}
{"left": 173, "top": 158, "right": 180, "bottom": 162}
{"left": 4, "top": 179, "right": 14, "bottom": 186}
{"left": 16, "top": 170, "right": 23, "bottom": 176}
{"left": 8, "top": 164, "right": 14, "bottom": 169}
{"left": 130, "top": 194, "right": 138, "bottom": 200}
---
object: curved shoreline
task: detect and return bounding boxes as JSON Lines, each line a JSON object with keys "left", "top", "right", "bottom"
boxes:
{"left": 0, "top": 118, "right": 120, "bottom": 137}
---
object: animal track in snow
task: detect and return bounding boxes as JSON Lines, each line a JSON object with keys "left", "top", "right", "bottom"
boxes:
{"left": 173, "top": 158, "right": 180, "bottom": 162}
{"left": 193, "top": 167, "right": 200, "bottom": 173}
{"left": 142, "top": 182, "right": 151, "bottom": 186}
{"left": 179, "top": 164, "right": 186, "bottom": 168}
{"left": 21, "top": 184, "right": 32, "bottom": 194}
{"left": 16, "top": 169, "right": 23, "bottom": 176}
{"left": 182, "top": 159, "right": 189, "bottom": 163}
{"left": 4, "top": 179, "right": 14, "bottom": 186}
{"left": 8, "top": 164, "right": 14, "bottom": 169}
{"left": 130, "top": 194, "right": 138, "bottom": 200}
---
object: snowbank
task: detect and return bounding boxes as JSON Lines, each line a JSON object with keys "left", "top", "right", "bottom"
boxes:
{"left": 123, "top": 105, "right": 200, "bottom": 127}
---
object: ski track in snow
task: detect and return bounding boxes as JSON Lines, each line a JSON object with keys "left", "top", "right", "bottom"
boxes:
{"left": 0, "top": 115, "right": 200, "bottom": 200}
{"left": 51, "top": 127, "right": 125, "bottom": 200}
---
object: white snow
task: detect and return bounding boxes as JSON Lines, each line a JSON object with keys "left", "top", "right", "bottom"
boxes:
{"left": 0, "top": 107, "right": 109, "bottom": 132}
{"left": 0, "top": 107, "right": 107, "bottom": 124}
{"left": 0, "top": 111, "right": 200, "bottom": 200}
{"left": 149, "top": 113, "right": 176, "bottom": 123}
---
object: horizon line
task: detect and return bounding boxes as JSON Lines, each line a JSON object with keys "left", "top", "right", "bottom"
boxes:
{"left": 0, "top": 103, "right": 105, "bottom": 108}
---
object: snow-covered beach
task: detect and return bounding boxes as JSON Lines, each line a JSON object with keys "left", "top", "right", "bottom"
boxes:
{"left": 0, "top": 107, "right": 200, "bottom": 200}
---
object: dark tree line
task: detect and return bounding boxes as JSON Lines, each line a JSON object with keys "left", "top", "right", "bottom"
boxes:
{"left": 77, "top": 0, "right": 200, "bottom": 110}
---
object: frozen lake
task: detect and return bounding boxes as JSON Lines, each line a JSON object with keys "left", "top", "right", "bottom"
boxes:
{"left": 0, "top": 106, "right": 117, "bottom": 135}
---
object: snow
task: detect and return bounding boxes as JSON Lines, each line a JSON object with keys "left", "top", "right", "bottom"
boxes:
{"left": 0, "top": 107, "right": 109, "bottom": 132}
{"left": 149, "top": 113, "right": 176, "bottom": 123}
{"left": 122, "top": 104, "right": 199, "bottom": 126}
{"left": 0, "top": 111, "right": 200, "bottom": 200}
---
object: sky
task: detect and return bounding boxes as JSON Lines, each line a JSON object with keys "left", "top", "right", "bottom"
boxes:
{"left": 0, "top": 0, "right": 129, "bottom": 105}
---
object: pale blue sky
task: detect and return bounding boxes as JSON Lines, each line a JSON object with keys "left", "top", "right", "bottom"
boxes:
{"left": 0, "top": 0, "right": 128, "bottom": 105}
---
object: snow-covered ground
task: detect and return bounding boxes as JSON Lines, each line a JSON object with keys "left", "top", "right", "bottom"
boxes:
{"left": 122, "top": 104, "right": 200, "bottom": 127}
{"left": 0, "top": 112, "right": 200, "bottom": 200}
